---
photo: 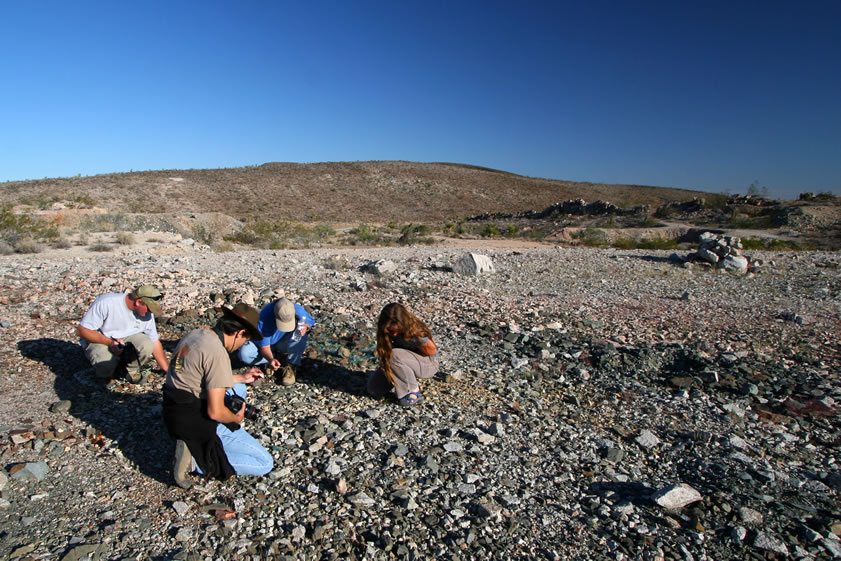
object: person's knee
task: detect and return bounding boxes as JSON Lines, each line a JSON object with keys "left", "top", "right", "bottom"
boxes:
{"left": 238, "top": 341, "right": 258, "bottom": 363}
{"left": 125, "top": 334, "right": 154, "bottom": 364}
{"left": 256, "top": 449, "right": 274, "bottom": 475}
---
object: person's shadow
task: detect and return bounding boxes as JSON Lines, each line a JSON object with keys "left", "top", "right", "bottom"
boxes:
{"left": 17, "top": 337, "right": 180, "bottom": 485}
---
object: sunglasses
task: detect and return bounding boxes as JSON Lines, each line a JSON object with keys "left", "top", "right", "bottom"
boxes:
{"left": 144, "top": 293, "right": 164, "bottom": 301}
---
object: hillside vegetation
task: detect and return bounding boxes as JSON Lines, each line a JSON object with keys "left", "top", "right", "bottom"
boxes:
{"left": 1, "top": 161, "right": 709, "bottom": 222}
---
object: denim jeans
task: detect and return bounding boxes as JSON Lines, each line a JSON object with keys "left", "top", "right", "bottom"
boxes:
{"left": 237, "top": 333, "right": 309, "bottom": 367}
{"left": 195, "top": 383, "right": 273, "bottom": 476}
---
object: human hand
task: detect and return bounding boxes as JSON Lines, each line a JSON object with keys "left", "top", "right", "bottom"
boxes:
{"left": 109, "top": 339, "right": 125, "bottom": 354}
{"left": 269, "top": 358, "right": 281, "bottom": 370}
{"left": 299, "top": 324, "right": 310, "bottom": 336}
{"left": 235, "top": 402, "right": 246, "bottom": 422}
{"left": 243, "top": 368, "right": 264, "bottom": 384}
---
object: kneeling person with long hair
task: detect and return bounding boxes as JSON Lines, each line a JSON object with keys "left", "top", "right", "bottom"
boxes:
{"left": 367, "top": 302, "right": 439, "bottom": 407}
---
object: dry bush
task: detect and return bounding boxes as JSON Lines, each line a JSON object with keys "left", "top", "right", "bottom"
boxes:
{"left": 53, "top": 237, "right": 72, "bottom": 249}
{"left": 88, "top": 243, "right": 113, "bottom": 252}
{"left": 0, "top": 240, "right": 13, "bottom": 255}
{"left": 116, "top": 231, "right": 135, "bottom": 245}
{"left": 14, "top": 238, "right": 43, "bottom": 254}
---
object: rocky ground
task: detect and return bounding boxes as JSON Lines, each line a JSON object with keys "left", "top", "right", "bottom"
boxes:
{"left": 0, "top": 240, "right": 839, "bottom": 560}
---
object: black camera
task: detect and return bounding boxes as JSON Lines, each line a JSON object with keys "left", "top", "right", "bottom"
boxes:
{"left": 225, "top": 394, "right": 259, "bottom": 421}
{"left": 114, "top": 341, "right": 142, "bottom": 383}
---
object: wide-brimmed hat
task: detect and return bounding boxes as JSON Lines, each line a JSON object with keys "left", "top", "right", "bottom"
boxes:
{"left": 221, "top": 303, "right": 263, "bottom": 340}
{"left": 132, "top": 285, "right": 163, "bottom": 316}
{"left": 274, "top": 298, "right": 296, "bottom": 332}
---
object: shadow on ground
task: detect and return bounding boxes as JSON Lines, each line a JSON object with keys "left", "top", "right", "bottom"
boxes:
{"left": 17, "top": 337, "right": 182, "bottom": 485}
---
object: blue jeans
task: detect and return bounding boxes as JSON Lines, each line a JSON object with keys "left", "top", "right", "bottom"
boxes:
{"left": 237, "top": 333, "right": 309, "bottom": 367}
{"left": 196, "top": 384, "right": 273, "bottom": 476}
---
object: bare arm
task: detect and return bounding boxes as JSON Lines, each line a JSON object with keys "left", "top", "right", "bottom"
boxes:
{"left": 258, "top": 345, "right": 281, "bottom": 370}
{"left": 77, "top": 325, "right": 122, "bottom": 353}
{"left": 206, "top": 387, "right": 243, "bottom": 424}
{"left": 152, "top": 340, "right": 169, "bottom": 372}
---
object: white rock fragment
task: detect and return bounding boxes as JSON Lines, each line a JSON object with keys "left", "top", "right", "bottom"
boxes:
{"left": 652, "top": 483, "right": 703, "bottom": 509}
{"left": 452, "top": 253, "right": 495, "bottom": 275}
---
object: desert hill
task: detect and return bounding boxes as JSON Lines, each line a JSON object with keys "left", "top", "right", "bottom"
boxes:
{"left": 1, "top": 161, "right": 710, "bottom": 222}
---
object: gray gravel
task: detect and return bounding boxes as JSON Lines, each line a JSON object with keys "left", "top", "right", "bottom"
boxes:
{"left": 0, "top": 244, "right": 839, "bottom": 560}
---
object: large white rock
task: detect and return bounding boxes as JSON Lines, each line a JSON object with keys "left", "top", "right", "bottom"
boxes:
{"left": 452, "top": 253, "right": 495, "bottom": 275}
{"left": 652, "top": 483, "right": 703, "bottom": 509}
{"left": 722, "top": 254, "right": 749, "bottom": 273}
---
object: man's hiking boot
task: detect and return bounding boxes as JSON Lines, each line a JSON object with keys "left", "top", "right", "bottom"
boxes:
{"left": 173, "top": 440, "right": 193, "bottom": 489}
{"left": 280, "top": 364, "right": 296, "bottom": 386}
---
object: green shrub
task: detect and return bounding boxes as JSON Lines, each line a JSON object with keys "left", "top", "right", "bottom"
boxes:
{"left": 398, "top": 223, "right": 431, "bottom": 245}
{"left": 574, "top": 227, "right": 609, "bottom": 247}
{"left": 349, "top": 224, "right": 379, "bottom": 244}
{"left": 481, "top": 223, "right": 500, "bottom": 237}
{"left": 741, "top": 237, "right": 815, "bottom": 251}
{"left": 0, "top": 205, "right": 58, "bottom": 240}
{"left": 313, "top": 223, "right": 336, "bottom": 239}
{"left": 702, "top": 193, "right": 730, "bottom": 210}
{"left": 729, "top": 215, "right": 775, "bottom": 229}
{"left": 504, "top": 225, "right": 518, "bottom": 237}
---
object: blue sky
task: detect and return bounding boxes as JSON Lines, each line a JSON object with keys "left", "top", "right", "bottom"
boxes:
{"left": 1, "top": 1, "right": 839, "bottom": 200}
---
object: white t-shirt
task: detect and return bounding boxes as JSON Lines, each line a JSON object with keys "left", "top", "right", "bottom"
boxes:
{"left": 79, "top": 293, "right": 159, "bottom": 347}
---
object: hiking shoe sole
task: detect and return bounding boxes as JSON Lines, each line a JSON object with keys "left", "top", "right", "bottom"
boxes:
{"left": 173, "top": 440, "right": 193, "bottom": 489}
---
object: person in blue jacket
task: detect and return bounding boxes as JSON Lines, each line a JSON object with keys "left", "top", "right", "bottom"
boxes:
{"left": 236, "top": 298, "right": 315, "bottom": 385}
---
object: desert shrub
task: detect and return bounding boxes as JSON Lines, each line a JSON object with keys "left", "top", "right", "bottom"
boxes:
{"left": 741, "top": 237, "right": 815, "bottom": 251}
{"left": 349, "top": 224, "right": 379, "bottom": 244}
{"left": 76, "top": 233, "right": 89, "bottom": 246}
{"left": 191, "top": 223, "right": 215, "bottom": 245}
{"left": 504, "top": 225, "right": 518, "bottom": 237}
{"left": 729, "top": 214, "right": 775, "bottom": 229}
{"left": 71, "top": 193, "right": 96, "bottom": 208}
{"left": 654, "top": 205, "right": 677, "bottom": 219}
{"left": 14, "top": 238, "right": 43, "bottom": 254}
{"left": 0, "top": 240, "right": 13, "bottom": 255}
{"left": 574, "top": 227, "right": 609, "bottom": 247}
{"left": 88, "top": 243, "right": 113, "bottom": 252}
{"left": 312, "top": 224, "right": 336, "bottom": 239}
{"left": 116, "top": 232, "right": 135, "bottom": 245}
{"left": 398, "top": 223, "right": 431, "bottom": 245}
{"left": 481, "top": 223, "right": 500, "bottom": 237}
{"left": 0, "top": 204, "right": 59, "bottom": 241}
{"left": 701, "top": 193, "right": 730, "bottom": 210}
{"left": 53, "top": 237, "right": 72, "bottom": 249}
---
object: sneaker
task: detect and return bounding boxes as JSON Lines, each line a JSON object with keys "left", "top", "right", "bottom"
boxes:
{"left": 173, "top": 440, "right": 193, "bottom": 489}
{"left": 280, "top": 364, "right": 296, "bottom": 386}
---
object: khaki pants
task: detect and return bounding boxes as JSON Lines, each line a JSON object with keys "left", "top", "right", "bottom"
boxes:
{"left": 85, "top": 333, "right": 154, "bottom": 379}
{"left": 367, "top": 348, "right": 438, "bottom": 399}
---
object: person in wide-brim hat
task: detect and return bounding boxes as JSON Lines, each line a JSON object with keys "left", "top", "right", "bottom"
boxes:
{"left": 162, "top": 301, "right": 273, "bottom": 489}
{"left": 221, "top": 303, "right": 263, "bottom": 341}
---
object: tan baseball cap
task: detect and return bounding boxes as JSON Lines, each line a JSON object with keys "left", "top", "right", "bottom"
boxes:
{"left": 274, "top": 298, "right": 296, "bottom": 332}
{"left": 132, "top": 285, "right": 163, "bottom": 316}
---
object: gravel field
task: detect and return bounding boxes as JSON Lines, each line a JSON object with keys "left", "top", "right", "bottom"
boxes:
{"left": 0, "top": 242, "right": 839, "bottom": 561}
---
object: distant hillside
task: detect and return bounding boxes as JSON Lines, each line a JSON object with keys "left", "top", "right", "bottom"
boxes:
{"left": 1, "top": 161, "right": 711, "bottom": 223}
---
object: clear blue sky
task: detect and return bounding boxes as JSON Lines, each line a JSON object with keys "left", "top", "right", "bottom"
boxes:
{"left": 1, "top": 1, "right": 839, "bottom": 200}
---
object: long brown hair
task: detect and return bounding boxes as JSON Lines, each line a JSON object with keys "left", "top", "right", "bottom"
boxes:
{"left": 376, "top": 303, "right": 432, "bottom": 387}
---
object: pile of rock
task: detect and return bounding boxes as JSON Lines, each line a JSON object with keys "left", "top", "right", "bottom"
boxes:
{"left": 688, "top": 232, "right": 751, "bottom": 273}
